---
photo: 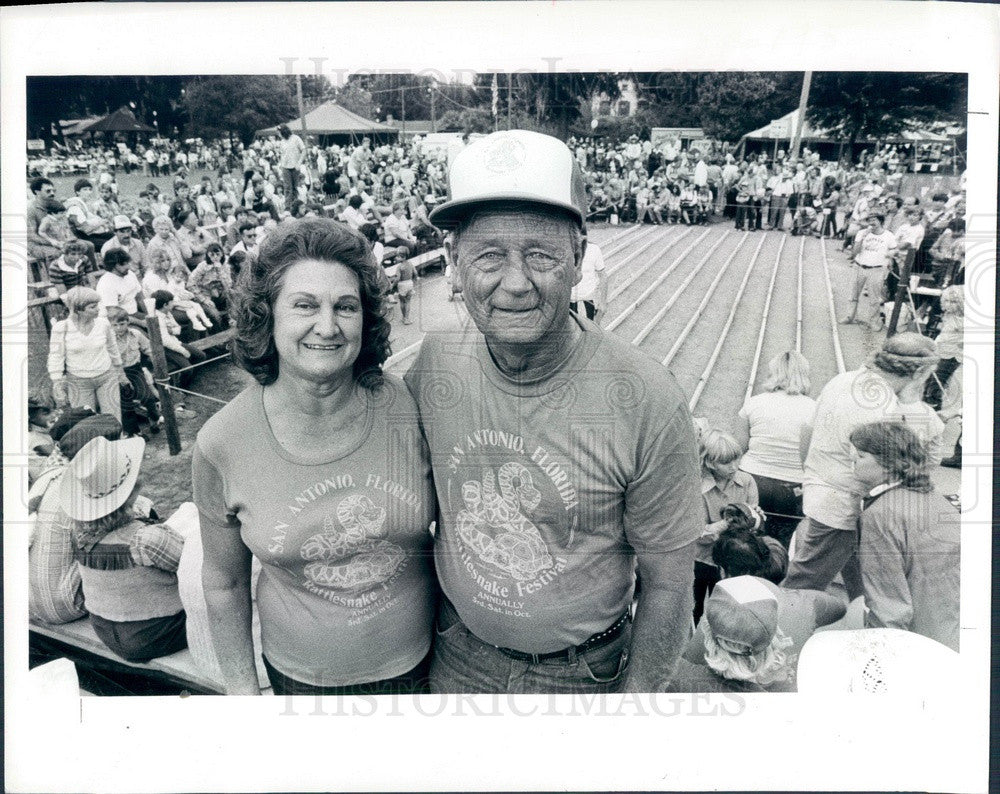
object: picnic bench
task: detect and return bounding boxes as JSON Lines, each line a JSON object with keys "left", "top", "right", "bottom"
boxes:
{"left": 30, "top": 617, "right": 225, "bottom": 695}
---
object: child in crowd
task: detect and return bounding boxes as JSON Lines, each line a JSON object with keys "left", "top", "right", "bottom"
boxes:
{"left": 696, "top": 184, "right": 713, "bottom": 224}
{"left": 47, "top": 240, "right": 96, "bottom": 292}
{"left": 167, "top": 262, "right": 217, "bottom": 331}
{"left": 679, "top": 180, "right": 699, "bottom": 225}
{"left": 663, "top": 185, "right": 682, "bottom": 224}
{"left": 694, "top": 428, "right": 759, "bottom": 623}
{"left": 151, "top": 290, "right": 207, "bottom": 390}
{"left": 38, "top": 202, "right": 77, "bottom": 251}
{"left": 395, "top": 252, "right": 417, "bottom": 325}
{"left": 188, "top": 243, "right": 233, "bottom": 324}
{"left": 28, "top": 396, "right": 56, "bottom": 486}
{"left": 106, "top": 307, "right": 161, "bottom": 438}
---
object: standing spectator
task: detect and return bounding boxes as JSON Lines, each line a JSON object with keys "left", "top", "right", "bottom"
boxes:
{"left": 922, "top": 285, "right": 963, "bottom": 412}
{"left": 569, "top": 231, "right": 607, "bottom": 324}
{"left": 784, "top": 333, "right": 943, "bottom": 599}
{"left": 850, "top": 422, "right": 960, "bottom": 652}
{"left": 47, "top": 286, "right": 126, "bottom": 421}
{"left": 735, "top": 351, "right": 816, "bottom": 546}
{"left": 841, "top": 211, "right": 897, "bottom": 331}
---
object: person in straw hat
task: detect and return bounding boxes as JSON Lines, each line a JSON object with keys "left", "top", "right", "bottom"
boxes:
{"left": 63, "top": 436, "right": 187, "bottom": 662}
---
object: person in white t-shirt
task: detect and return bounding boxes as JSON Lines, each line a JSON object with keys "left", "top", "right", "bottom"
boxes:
{"left": 569, "top": 232, "right": 607, "bottom": 324}
{"left": 735, "top": 351, "right": 816, "bottom": 547}
{"left": 841, "top": 211, "right": 897, "bottom": 331}
{"left": 784, "top": 333, "right": 942, "bottom": 600}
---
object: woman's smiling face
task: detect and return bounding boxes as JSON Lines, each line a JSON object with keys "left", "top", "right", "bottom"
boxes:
{"left": 271, "top": 258, "right": 364, "bottom": 387}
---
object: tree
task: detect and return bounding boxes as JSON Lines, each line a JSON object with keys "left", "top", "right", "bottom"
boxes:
{"left": 436, "top": 108, "right": 494, "bottom": 134}
{"left": 807, "top": 72, "right": 966, "bottom": 148}
{"left": 695, "top": 72, "right": 800, "bottom": 141}
{"left": 182, "top": 76, "right": 298, "bottom": 144}
{"left": 334, "top": 82, "right": 375, "bottom": 120}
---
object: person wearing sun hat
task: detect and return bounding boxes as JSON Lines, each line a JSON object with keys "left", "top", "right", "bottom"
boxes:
{"left": 29, "top": 413, "right": 124, "bottom": 626}
{"left": 667, "top": 575, "right": 796, "bottom": 692}
{"left": 63, "top": 435, "right": 188, "bottom": 662}
{"left": 406, "top": 130, "right": 702, "bottom": 694}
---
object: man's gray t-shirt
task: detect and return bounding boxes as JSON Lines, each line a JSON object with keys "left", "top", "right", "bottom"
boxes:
{"left": 405, "top": 314, "right": 702, "bottom": 654}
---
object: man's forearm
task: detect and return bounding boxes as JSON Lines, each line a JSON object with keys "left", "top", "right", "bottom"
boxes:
{"left": 622, "top": 577, "right": 693, "bottom": 692}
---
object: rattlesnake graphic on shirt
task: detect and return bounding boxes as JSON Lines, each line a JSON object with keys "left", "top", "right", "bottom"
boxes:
{"left": 457, "top": 462, "right": 554, "bottom": 581}
{"left": 300, "top": 494, "right": 404, "bottom": 591}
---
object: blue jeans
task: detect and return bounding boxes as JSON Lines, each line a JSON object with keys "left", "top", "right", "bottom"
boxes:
{"left": 429, "top": 599, "right": 630, "bottom": 694}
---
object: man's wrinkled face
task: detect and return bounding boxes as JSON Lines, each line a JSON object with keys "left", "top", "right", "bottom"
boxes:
{"left": 451, "top": 208, "right": 582, "bottom": 348}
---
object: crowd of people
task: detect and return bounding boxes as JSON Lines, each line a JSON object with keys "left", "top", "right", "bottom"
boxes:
{"left": 26, "top": 128, "right": 964, "bottom": 696}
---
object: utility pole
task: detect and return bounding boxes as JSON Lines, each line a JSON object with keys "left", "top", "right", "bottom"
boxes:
{"left": 296, "top": 73, "right": 308, "bottom": 137}
{"left": 400, "top": 87, "right": 406, "bottom": 135}
{"left": 790, "top": 70, "right": 812, "bottom": 161}
{"left": 507, "top": 73, "right": 513, "bottom": 130}
{"left": 429, "top": 86, "right": 436, "bottom": 133}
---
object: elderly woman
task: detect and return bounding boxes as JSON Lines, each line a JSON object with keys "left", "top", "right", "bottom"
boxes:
{"left": 735, "top": 351, "right": 817, "bottom": 547}
{"left": 193, "top": 217, "right": 437, "bottom": 696}
{"left": 145, "top": 215, "right": 191, "bottom": 276}
{"left": 850, "top": 421, "right": 960, "bottom": 652}
{"left": 47, "top": 286, "right": 127, "bottom": 421}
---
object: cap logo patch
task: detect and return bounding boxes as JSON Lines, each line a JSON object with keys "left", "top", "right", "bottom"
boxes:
{"left": 484, "top": 136, "right": 526, "bottom": 174}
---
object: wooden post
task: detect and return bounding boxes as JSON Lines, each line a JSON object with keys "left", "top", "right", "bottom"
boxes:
{"left": 886, "top": 248, "right": 915, "bottom": 337}
{"left": 790, "top": 71, "right": 812, "bottom": 161}
{"left": 144, "top": 311, "right": 182, "bottom": 455}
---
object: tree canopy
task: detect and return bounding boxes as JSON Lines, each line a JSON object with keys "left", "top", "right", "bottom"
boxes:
{"left": 182, "top": 76, "right": 298, "bottom": 145}
{"left": 807, "top": 72, "right": 966, "bottom": 144}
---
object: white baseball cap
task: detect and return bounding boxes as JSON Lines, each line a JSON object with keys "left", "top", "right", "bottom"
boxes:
{"left": 797, "top": 628, "right": 959, "bottom": 695}
{"left": 429, "top": 130, "right": 588, "bottom": 229}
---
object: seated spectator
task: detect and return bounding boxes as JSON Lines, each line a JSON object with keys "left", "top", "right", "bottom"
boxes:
{"left": 27, "top": 177, "right": 65, "bottom": 263}
{"left": 382, "top": 200, "right": 418, "bottom": 255}
{"left": 29, "top": 413, "right": 125, "bottom": 625}
{"left": 340, "top": 194, "right": 369, "bottom": 230}
{"left": 245, "top": 175, "right": 281, "bottom": 222}
{"left": 37, "top": 201, "right": 77, "bottom": 254}
{"left": 694, "top": 428, "right": 759, "bottom": 622}
{"left": 167, "top": 180, "right": 197, "bottom": 229}
{"left": 411, "top": 194, "right": 443, "bottom": 249}
{"left": 48, "top": 240, "right": 97, "bottom": 293}
{"left": 667, "top": 576, "right": 797, "bottom": 693}
{"left": 175, "top": 209, "right": 210, "bottom": 269}
{"left": 166, "top": 262, "right": 215, "bottom": 330}
{"left": 145, "top": 215, "right": 192, "bottom": 275}
{"left": 850, "top": 421, "right": 960, "bottom": 652}
{"left": 188, "top": 243, "right": 233, "bottom": 322}
{"left": 65, "top": 178, "right": 113, "bottom": 250}
{"left": 100, "top": 215, "right": 146, "bottom": 273}
{"left": 150, "top": 290, "right": 206, "bottom": 388}
{"left": 228, "top": 220, "right": 259, "bottom": 266}
{"left": 27, "top": 396, "right": 56, "bottom": 486}
{"left": 735, "top": 351, "right": 816, "bottom": 547}
{"left": 929, "top": 217, "right": 965, "bottom": 288}
{"left": 63, "top": 435, "right": 188, "bottom": 662}
{"left": 92, "top": 183, "right": 120, "bottom": 229}
{"left": 106, "top": 307, "right": 162, "bottom": 438}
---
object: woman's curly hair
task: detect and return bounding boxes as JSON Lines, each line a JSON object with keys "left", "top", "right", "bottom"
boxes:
{"left": 230, "top": 217, "right": 391, "bottom": 390}
{"left": 849, "top": 421, "right": 932, "bottom": 493}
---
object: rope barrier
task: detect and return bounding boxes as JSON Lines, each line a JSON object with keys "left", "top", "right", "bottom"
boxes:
{"left": 158, "top": 383, "right": 230, "bottom": 406}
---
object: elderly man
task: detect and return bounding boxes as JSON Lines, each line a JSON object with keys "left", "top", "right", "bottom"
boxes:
{"left": 405, "top": 130, "right": 703, "bottom": 694}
